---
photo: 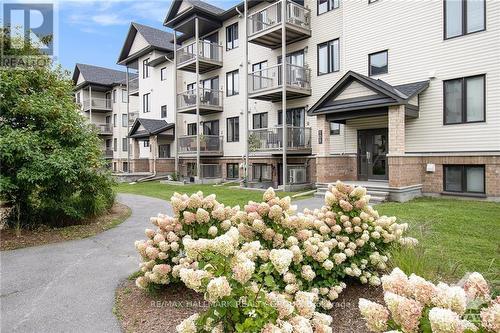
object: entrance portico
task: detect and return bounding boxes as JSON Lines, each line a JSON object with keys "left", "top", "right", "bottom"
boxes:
{"left": 308, "top": 71, "right": 429, "bottom": 201}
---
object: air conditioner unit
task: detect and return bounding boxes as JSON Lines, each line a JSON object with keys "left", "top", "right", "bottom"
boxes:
{"left": 289, "top": 168, "right": 306, "bottom": 184}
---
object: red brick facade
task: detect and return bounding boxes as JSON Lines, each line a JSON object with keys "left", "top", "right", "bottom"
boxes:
{"left": 315, "top": 155, "right": 358, "bottom": 183}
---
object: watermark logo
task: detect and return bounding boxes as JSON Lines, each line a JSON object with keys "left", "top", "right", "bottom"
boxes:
{"left": 1, "top": 2, "right": 55, "bottom": 69}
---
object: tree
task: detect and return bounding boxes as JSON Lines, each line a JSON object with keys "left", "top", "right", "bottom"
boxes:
{"left": 0, "top": 29, "right": 115, "bottom": 230}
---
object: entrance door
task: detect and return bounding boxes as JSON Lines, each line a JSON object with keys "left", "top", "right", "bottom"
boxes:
{"left": 357, "top": 129, "right": 388, "bottom": 181}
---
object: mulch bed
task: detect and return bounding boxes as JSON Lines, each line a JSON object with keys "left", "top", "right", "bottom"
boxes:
{"left": 0, "top": 202, "right": 131, "bottom": 251}
{"left": 114, "top": 279, "right": 383, "bottom": 333}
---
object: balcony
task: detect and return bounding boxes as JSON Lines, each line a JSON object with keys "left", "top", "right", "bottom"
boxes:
{"left": 248, "top": 0, "right": 311, "bottom": 49}
{"left": 95, "top": 123, "right": 113, "bottom": 135}
{"left": 177, "top": 88, "right": 223, "bottom": 115}
{"left": 248, "top": 126, "right": 312, "bottom": 155}
{"left": 81, "top": 98, "right": 112, "bottom": 112}
{"left": 176, "top": 40, "right": 223, "bottom": 74}
{"left": 248, "top": 63, "right": 311, "bottom": 102}
{"left": 178, "top": 135, "right": 223, "bottom": 156}
{"left": 103, "top": 149, "right": 113, "bottom": 159}
{"left": 128, "top": 76, "right": 139, "bottom": 96}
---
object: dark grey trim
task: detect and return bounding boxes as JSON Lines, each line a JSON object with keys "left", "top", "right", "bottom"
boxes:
{"left": 368, "top": 49, "right": 388, "bottom": 76}
{"left": 317, "top": 38, "right": 340, "bottom": 76}
{"left": 317, "top": 0, "right": 340, "bottom": 16}
{"left": 443, "top": 164, "right": 486, "bottom": 194}
{"left": 444, "top": 0, "right": 486, "bottom": 40}
{"left": 443, "top": 74, "right": 486, "bottom": 125}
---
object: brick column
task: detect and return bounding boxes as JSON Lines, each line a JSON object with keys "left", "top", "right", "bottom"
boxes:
{"left": 316, "top": 115, "right": 330, "bottom": 157}
{"left": 388, "top": 105, "right": 405, "bottom": 156}
{"left": 131, "top": 139, "right": 140, "bottom": 172}
{"left": 149, "top": 135, "right": 158, "bottom": 173}
{"left": 388, "top": 105, "right": 406, "bottom": 187}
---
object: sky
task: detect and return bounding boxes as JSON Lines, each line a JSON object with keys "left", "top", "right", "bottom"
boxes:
{"left": 51, "top": 0, "right": 240, "bottom": 73}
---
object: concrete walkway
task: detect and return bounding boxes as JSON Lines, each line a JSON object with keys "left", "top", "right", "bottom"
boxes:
{"left": 0, "top": 193, "right": 325, "bottom": 333}
{"left": 0, "top": 194, "right": 171, "bottom": 333}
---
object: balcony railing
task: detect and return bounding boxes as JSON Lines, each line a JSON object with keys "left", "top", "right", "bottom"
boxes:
{"left": 248, "top": 63, "right": 311, "bottom": 94}
{"left": 128, "top": 76, "right": 139, "bottom": 94}
{"left": 177, "top": 88, "right": 223, "bottom": 111}
{"left": 95, "top": 123, "right": 113, "bottom": 135}
{"left": 248, "top": 0, "right": 311, "bottom": 36}
{"left": 103, "top": 149, "right": 113, "bottom": 158}
{"left": 248, "top": 126, "right": 311, "bottom": 151}
{"left": 82, "top": 98, "right": 112, "bottom": 111}
{"left": 201, "top": 164, "right": 221, "bottom": 179}
{"left": 176, "top": 40, "right": 223, "bottom": 66}
{"left": 178, "top": 135, "right": 223, "bottom": 155}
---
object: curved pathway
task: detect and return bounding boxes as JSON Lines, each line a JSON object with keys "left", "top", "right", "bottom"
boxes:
{"left": 0, "top": 194, "right": 171, "bottom": 333}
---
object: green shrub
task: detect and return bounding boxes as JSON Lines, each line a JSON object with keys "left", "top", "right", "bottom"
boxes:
{"left": 0, "top": 29, "right": 115, "bottom": 229}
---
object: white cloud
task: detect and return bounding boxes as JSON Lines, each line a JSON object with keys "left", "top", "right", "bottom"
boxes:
{"left": 91, "top": 14, "right": 129, "bottom": 26}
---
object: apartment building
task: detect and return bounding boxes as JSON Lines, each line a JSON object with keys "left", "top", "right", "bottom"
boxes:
{"left": 75, "top": 0, "right": 499, "bottom": 201}
{"left": 72, "top": 63, "right": 138, "bottom": 172}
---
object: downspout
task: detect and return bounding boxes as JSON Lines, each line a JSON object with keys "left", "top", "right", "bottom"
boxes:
{"left": 126, "top": 67, "right": 131, "bottom": 172}
{"left": 281, "top": 0, "right": 287, "bottom": 190}
{"left": 238, "top": 1, "right": 249, "bottom": 186}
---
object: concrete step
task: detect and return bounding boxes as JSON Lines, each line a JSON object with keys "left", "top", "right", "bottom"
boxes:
{"left": 314, "top": 185, "right": 390, "bottom": 204}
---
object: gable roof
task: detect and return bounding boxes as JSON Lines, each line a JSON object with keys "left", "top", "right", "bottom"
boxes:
{"left": 165, "top": 0, "right": 224, "bottom": 25}
{"left": 117, "top": 22, "right": 176, "bottom": 65}
{"left": 308, "top": 70, "right": 429, "bottom": 117}
{"left": 72, "top": 63, "right": 130, "bottom": 88}
{"left": 129, "top": 118, "right": 174, "bottom": 138}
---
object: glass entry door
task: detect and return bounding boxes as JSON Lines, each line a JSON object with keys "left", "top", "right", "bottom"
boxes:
{"left": 357, "top": 128, "right": 388, "bottom": 181}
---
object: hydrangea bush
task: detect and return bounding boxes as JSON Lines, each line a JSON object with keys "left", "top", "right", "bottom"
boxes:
{"left": 359, "top": 268, "right": 500, "bottom": 333}
{"left": 134, "top": 181, "right": 414, "bottom": 332}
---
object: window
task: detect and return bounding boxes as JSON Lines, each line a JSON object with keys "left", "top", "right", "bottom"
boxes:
{"left": 252, "top": 164, "right": 271, "bottom": 181}
{"left": 330, "top": 122, "right": 340, "bottom": 135}
{"left": 159, "top": 144, "right": 170, "bottom": 158}
{"left": 226, "top": 70, "right": 239, "bottom": 96}
{"left": 123, "top": 162, "right": 128, "bottom": 172}
{"left": 142, "top": 58, "right": 150, "bottom": 78}
{"left": 113, "top": 138, "right": 117, "bottom": 152}
{"left": 161, "top": 67, "right": 167, "bottom": 81}
{"left": 227, "top": 117, "right": 239, "bottom": 142}
{"left": 144, "top": 140, "right": 150, "bottom": 147}
{"left": 161, "top": 105, "right": 167, "bottom": 118}
{"left": 368, "top": 0, "right": 378, "bottom": 3}
{"left": 75, "top": 92, "right": 81, "bottom": 104}
{"left": 113, "top": 114, "right": 117, "bottom": 127}
{"left": 318, "top": 130, "right": 323, "bottom": 144}
{"left": 113, "top": 162, "right": 117, "bottom": 172}
{"left": 253, "top": 112, "right": 268, "bottom": 129}
{"left": 278, "top": 108, "right": 305, "bottom": 127}
{"left": 187, "top": 123, "right": 197, "bottom": 135}
{"left": 203, "top": 120, "right": 219, "bottom": 135}
{"left": 444, "top": 165, "right": 485, "bottom": 194}
{"left": 187, "top": 82, "right": 196, "bottom": 92}
{"left": 122, "top": 89, "right": 127, "bottom": 103}
{"left": 318, "top": 0, "right": 339, "bottom": 15}
{"left": 251, "top": 61, "right": 268, "bottom": 91}
{"left": 122, "top": 138, "right": 128, "bottom": 152}
{"left": 226, "top": 23, "right": 238, "bottom": 50}
{"left": 318, "top": 39, "right": 340, "bottom": 75}
{"left": 369, "top": 50, "right": 388, "bottom": 76}
{"left": 445, "top": 0, "right": 485, "bottom": 39}
{"left": 227, "top": 163, "right": 239, "bottom": 179}
{"left": 122, "top": 114, "right": 127, "bottom": 127}
{"left": 112, "top": 90, "right": 116, "bottom": 103}
{"left": 143, "top": 93, "right": 151, "bottom": 113}
{"left": 444, "top": 75, "right": 485, "bottom": 124}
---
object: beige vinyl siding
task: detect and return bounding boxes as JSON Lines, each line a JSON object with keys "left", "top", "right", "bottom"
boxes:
{"left": 335, "top": 81, "right": 378, "bottom": 100}
{"left": 129, "top": 32, "right": 149, "bottom": 55}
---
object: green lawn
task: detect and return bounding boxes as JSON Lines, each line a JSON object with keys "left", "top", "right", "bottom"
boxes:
{"left": 115, "top": 181, "right": 308, "bottom": 207}
{"left": 377, "top": 197, "right": 500, "bottom": 283}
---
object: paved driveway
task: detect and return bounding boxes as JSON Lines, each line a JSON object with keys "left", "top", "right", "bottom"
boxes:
{"left": 0, "top": 194, "right": 170, "bottom": 333}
